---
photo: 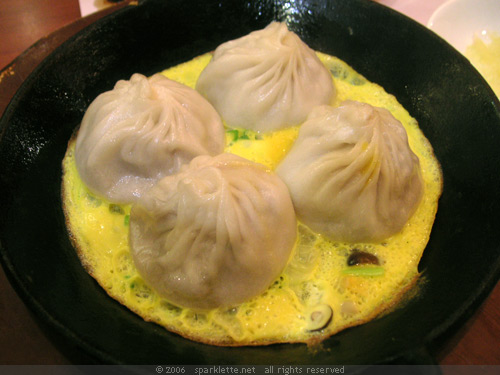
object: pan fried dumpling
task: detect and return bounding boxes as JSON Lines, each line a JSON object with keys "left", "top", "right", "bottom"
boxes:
{"left": 276, "top": 101, "right": 423, "bottom": 243}
{"left": 129, "top": 153, "right": 297, "bottom": 310}
{"left": 74, "top": 73, "right": 225, "bottom": 204}
{"left": 196, "top": 22, "right": 335, "bottom": 131}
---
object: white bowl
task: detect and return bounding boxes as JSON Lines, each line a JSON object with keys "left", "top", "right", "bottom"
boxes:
{"left": 427, "top": 0, "right": 500, "bottom": 53}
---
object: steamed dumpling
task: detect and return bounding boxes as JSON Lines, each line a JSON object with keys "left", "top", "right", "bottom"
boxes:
{"left": 74, "top": 73, "right": 225, "bottom": 204}
{"left": 276, "top": 101, "right": 423, "bottom": 243}
{"left": 196, "top": 22, "right": 335, "bottom": 131}
{"left": 129, "top": 153, "right": 297, "bottom": 310}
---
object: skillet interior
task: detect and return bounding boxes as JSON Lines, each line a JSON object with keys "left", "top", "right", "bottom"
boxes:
{"left": 0, "top": 0, "right": 499, "bottom": 365}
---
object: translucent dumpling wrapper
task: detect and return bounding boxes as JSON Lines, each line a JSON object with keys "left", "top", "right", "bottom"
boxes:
{"left": 196, "top": 22, "right": 335, "bottom": 131}
{"left": 74, "top": 73, "right": 225, "bottom": 204}
{"left": 276, "top": 101, "right": 424, "bottom": 243}
{"left": 129, "top": 153, "right": 297, "bottom": 310}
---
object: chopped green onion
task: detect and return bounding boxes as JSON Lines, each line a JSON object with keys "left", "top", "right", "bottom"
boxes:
{"left": 342, "top": 266, "right": 385, "bottom": 277}
{"left": 124, "top": 215, "right": 130, "bottom": 226}
{"left": 86, "top": 194, "right": 102, "bottom": 207}
{"left": 350, "top": 76, "right": 366, "bottom": 86}
{"left": 226, "top": 129, "right": 256, "bottom": 144}
{"left": 109, "top": 204, "right": 124, "bottom": 215}
{"left": 330, "top": 65, "right": 348, "bottom": 79}
{"left": 227, "top": 129, "right": 239, "bottom": 142}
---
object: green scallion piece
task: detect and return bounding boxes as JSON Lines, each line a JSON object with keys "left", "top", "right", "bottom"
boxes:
{"left": 341, "top": 266, "right": 385, "bottom": 277}
{"left": 86, "top": 194, "right": 102, "bottom": 207}
{"left": 109, "top": 204, "right": 124, "bottom": 215}
{"left": 124, "top": 215, "right": 130, "bottom": 226}
{"left": 227, "top": 129, "right": 239, "bottom": 142}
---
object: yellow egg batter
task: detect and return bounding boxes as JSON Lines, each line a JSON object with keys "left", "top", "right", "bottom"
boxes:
{"left": 62, "top": 52, "right": 443, "bottom": 346}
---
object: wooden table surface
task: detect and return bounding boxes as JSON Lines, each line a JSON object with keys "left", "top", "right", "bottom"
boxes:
{"left": 0, "top": 0, "right": 499, "bottom": 368}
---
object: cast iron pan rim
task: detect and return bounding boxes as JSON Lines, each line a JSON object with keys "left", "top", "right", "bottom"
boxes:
{"left": 0, "top": 0, "right": 499, "bottom": 366}
{"left": 414, "top": 266, "right": 500, "bottom": 363}
{"left": 0, "top": 249, "right": 121, "bottom": 364}
{"left": 0, "top": 2, "right": 140, "bottom": 365}
{"left": 0, "top": 2, "right": 136, "bottom": 133}
{"left": 370, "top": 0, "right": 500, "bottom": 110}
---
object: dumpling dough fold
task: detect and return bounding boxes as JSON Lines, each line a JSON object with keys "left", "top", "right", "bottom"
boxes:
{"left": 129, "top": 153, "right": 297, "bottom": 310}
{"left": 75, "top": 73, "right": 225, "bottom": 204}
{"left": 196, "top": 22, "right": 335, "bottom": 131}
{"left": 276, "top": 101, "right": 423, "bottom": 243}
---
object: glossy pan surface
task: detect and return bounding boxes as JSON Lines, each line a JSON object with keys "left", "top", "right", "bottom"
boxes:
{"left": 1, "top": 0, "right": 499, "bottom": 365}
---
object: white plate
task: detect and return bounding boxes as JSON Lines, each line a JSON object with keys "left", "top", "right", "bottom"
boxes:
{"left": 427, "top": 0, "right": 500, "bottom": 53}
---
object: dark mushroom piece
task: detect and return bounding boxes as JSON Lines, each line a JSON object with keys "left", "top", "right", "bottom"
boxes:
{"left": 306, "top": 304, "right": 333, "bottom": 331}
{"left": 347, "top": 250, "right": 380, "bottom": 266}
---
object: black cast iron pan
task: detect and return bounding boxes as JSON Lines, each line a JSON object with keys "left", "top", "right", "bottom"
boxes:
{"left": 1, "top": 0, "right": 499, "bottom": 367}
